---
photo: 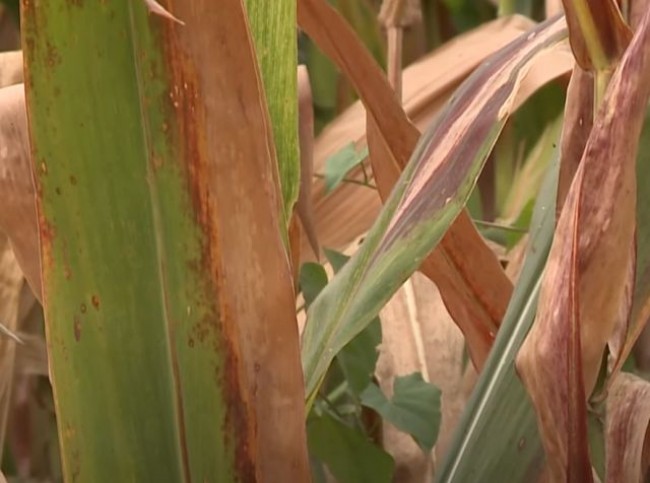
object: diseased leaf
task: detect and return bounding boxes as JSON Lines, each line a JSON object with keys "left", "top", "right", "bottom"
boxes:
{"left": 560, "top": 0, "right": 631, "bottom": 72}
{"left": 516, "top": 8, "right": 650, "bottom": 480}
{"left": 606, "top": 372, "right": 650, "bottom": 482}
{"left": 298, "top": 0, "right": 520, "bottom": 370}
{"left": 0, "top": 234, "right": 25, "bottom": 459}
{"left": 609, "top": 107, "right": 650, "bottom": 378}
{"left": 435, "top": 144, "right": 560, "bottom": 482}
{"left": 23, "top": 0, "right": 309, "bottom": 480}
{"left": 556, "top": 66, "right": 593, "bottom": 214}
{"left": 307, "top": 412, "right": 394, "bottom": 483}
{"left": 302, "top": 14, "right": 568, "bottom": 403}
{"left": 305, "top": 15, "right": 570, "bottom": 257}
{"left": 0, "top": 84, "right": 40, "bottom": 301}
{"left": 361, "top": 374, "right": 441, "bottom": 452}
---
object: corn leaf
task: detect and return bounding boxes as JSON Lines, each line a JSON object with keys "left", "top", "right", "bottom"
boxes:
{"left": 301, "top": 14, "right": 568, "bottom": 403}
{"left": 606, "top": 373, "right": 650, "bottom": 482}
{"left": 561, "top": 0, "right": 631, "bottom": 71}
{"left": 0, "top": 84, "right": 39, "bottom": 301}
{"left": 22, "top": 1, "right": 308, "bottom": 480}
{"left": 516, "top": 7, "right": 650, "bottom": 479}
{"left": 298, "top": 0, "right": 521, "bottom": 370}
{"left": 244, "top": 0, "right": 299, "bottom": 227}
{"left": 435, "top": 140, "right": 560, "bottom": 482}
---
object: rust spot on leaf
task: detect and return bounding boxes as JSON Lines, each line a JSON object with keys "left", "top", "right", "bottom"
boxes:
{"left": 158, "top": 19, "right": 256, "bottom": 479}
{"left": 91, "top": 294, "right": 100, "bottom": 309}
{"left": 69, "top": 175, "right": 77, "bottom": 185}
{"left": 45, "top": 41, "right": 61, "bottom": 69}
{"left": 73, "top": 315, "right": 81, "bottom": 342}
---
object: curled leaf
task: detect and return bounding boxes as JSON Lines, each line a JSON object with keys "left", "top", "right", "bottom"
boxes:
{"left": 516, "top": 7, "right": 650, "bottom": 480}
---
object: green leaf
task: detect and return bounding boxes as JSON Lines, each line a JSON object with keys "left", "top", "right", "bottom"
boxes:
{"left": 324, "top": 248, "right": 351, "bottom": 273}
{"left": 361, "top": 374, "right": 441, "bottom": 452}
{"left": 302, "top": 15, "right": 568, "bottom": 405}
{"left": 22, "top": 1, "right": 308, "bottom": 480}
{"left": 324, "top": 143, "right": 369, "bottom": 192}
{"left": 321, "top": 249, "right": 382, "bottom": 395}
{"left": 307, "top": 412, "right": 394, "bottom": 483}
{"left": 245, "top": 0, "right": 299, "bottom": 227}
{"left": 435, "top": 138, "right": 560, "bottom": 482}
{"left": 337, "top": 318, "right": 381, "bottom": 394}
{"left": 300, "top": 262, "right": 329, "bottom": 308}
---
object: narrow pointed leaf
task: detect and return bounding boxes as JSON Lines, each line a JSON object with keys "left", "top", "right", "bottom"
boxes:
{"left": 435, "top": 144, "right": 559, "bottom": 483}
{"left": 23, "top": 1, "right": 308, "bottom": 480}
{"left": 245, "top": 0, "right": 299, "bottom": 227}
{"left": 561, "top": 0, "right": 631, "bottom": 71}
{"left": 516, "top": 8, "right": 650, "bottom": 480}
{"left": 302, "top": 15, "right": 568, "bottom": 402}
{"left": 0, "top": 84, "right": 39, "bottom": 301}
{"left": 606, "top": 373, "right": 650, "bottom": 482}
{"left": 298, "top": 0, "right": 521, "bottom": 370}
{"left": 297, "top": 65, "right": 319, "bottom": 256}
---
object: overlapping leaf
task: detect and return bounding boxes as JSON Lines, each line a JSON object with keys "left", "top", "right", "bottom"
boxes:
{"left": 606, "top": 373, "right": 650, "bottom": 482}
{"left": 299, "top": 0, "right": 521, "bottom": 369}
{"left": 560, "top": 0, "right": 631, "bottom": 72}
{"left": 22, "top": 0, "right": 308, "bottom": 480}
{"left": 516, "top": 7, "right": 650, "bottom": 479}
{"left": 435, "top": 141, "right": 560, "bottom": 483}
{"left": 301, "top": 14, "right": 568, "bottom": 403}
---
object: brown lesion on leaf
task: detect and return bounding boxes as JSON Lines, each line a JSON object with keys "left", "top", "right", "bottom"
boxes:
{"left": 45, "top": 41, "right": 61, "bottom": 69}
{"left": 73, "top": 314, "right": 81, "bottom": 342}
{"left": 156, "top": 14, "right": 257, "bottom": 479}
{"left": 91, "top": 294, "right": 100, "bottom": 310}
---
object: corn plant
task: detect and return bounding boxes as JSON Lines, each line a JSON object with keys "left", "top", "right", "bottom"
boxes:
{"left": 1, "top": 0, "right": 650, "bottom": 482}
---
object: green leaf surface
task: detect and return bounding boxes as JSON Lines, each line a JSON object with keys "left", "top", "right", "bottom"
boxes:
{"left": 244, "top": 0, "right": 299, "bottom": 226}
{"left": 302, "top": 15, "right": 568, "bottom": 405}
{"left": 324, "top": 248, "right": 351, "bottom": 273}
{"left": 22, "top": 1, "right": 306, "bottom": 480}
{"left": 337, "top": 318, "right": 381, "bottom": 395}
{"left": 320, "top": 250, "right": 381, "bottom": 395}
{"left": 435, "top": 141, "right": 560, "bottom": 482}
{"left": 307, "top": 412, "right": 394, "bottom": 483}
{"left": 324, "top": 143, "right": 369, "bottom": 192}
{"left": 361, "top": 374, "right": 441, "bottom": 452}
{"left": 300, "top": 262, "right": 329, "bottom": 308}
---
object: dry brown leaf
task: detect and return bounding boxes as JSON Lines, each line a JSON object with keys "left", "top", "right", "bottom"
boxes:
{"left": 297, "top": 65, "right": 319, "bottom": 258}
{"left": 0, "top": 83, "right": 40, "bottom": 302}
{"left": 556, "top": 66, "right": 593, "bottom": 215}
{"left": 378, "top": 0, "right": 421, "bottom": 28}
{"left": 375, "top": 272, "right": 471, "bottom": 481}
{"left": 546, "top": 0, "right": 563, "bottom": 18}
{"left": 0, "top": 234, "right": 27, "bottom": 461}
{"left": 164, "top": 2, "right": 310, "bottom": 478}
{"left": 606, "top": 372, "right": 650, "bottom": 482}
{"left": 516, "top": 8, "right": 650, "bottom": 479}
{"left": 0, "top": 51, "right": 21, "bottom": 87}
{"left": 14, "top": 332, "right": 48, "bottom": 377}
{"left": 304, "top": 15, "right": 538, "bottom": 258}
{"left": 299, "top": 0, "right": 542, "bottom": 369}
{"left": 0, "top": 7, "right": 19, "bottom": 52}
{"left": 561, "top": 0, "right": 631, "bottom": 72}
